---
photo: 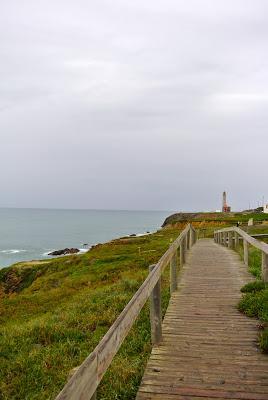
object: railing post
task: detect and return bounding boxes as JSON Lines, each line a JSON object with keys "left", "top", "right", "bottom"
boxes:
{"left": 228, "top": 231, "right": 233, "bottom": 249}
{"left": 262, "top": 252, "right": 268, "bottom": 282}
{"left": 190, "top": 227, "right": 195, "bottom": 247}
{"left": 186, "top": 230, "right": 190, "bottom": 250}
{"left": 234, "top": 232, "right": 239, "bottom": 249}
{"left": 180, "top": 238, "right": 185, "bottom": 265}
{"left": 170, "top": 253, "right": 177, "bottom": 293}
{"left": 243, "top": 239, "right": 249, "bottom": 267}
{"left": 149, "top": 265, "right": 162, "bottom": 345}
{"left": 223, "top": 232, "right": 227, "bottom": 246}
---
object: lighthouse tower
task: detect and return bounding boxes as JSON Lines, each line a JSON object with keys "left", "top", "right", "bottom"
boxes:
{"left": 222, "top": 191, "right": 231, "bottom": 213}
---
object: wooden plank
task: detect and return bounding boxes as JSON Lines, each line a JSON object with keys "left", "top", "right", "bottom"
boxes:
{"left": 136, "top": 239, "right": 268, "bottom": 400}
{"left": 149, "top": 264, "right": 162, "bottom": 345}
{"left": 180, "top": 238, "right": 186, "bottom": 266}
{"left": 55, "top": 353, "right": 98, "bottom": 400}
{"left": 56, "top": 224, "right": 197, "bottom": 399}
{"left": 243, "top": 239, "right": 249, "bottom": 266}
{"left": 170, "top": 254, "right": 178, "bottom": 293}
{"left": 138, "top": 385, "right": 268, "bottom": 399}
{"left": 215, "top": 227, "right": 268, "bottom": 254}
{"left": 262, "top": 252, "right": 268, "bottom": 282}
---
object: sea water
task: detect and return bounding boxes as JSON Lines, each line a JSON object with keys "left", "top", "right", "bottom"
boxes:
{"left": 0, "top": 208, "right": 170, "bottom": 268}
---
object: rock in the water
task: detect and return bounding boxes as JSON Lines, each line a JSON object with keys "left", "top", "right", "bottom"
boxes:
{"left": 48, "top": 248, "right": 80, "bottom": 256}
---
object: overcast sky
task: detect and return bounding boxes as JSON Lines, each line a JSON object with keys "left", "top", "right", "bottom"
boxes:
{"left": 0, "top": 0, "right": 267, "bottom": 211}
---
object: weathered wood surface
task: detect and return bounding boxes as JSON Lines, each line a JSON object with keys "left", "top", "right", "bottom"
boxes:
{"left": 136, "top": 239, "right": 268, "bottom": 400}
{"left": 215, "top": 227, "right": 268, "bottom": 254}
{"left": 56, "top": 225, "right": 196, "bottom": 400}
{"left": 215, "top": 227, "right": 268, "bottom": 282}
{"left": 149, "top": 264, "right": 162, "bottom": 345}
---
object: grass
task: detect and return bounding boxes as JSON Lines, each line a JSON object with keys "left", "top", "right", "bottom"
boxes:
{"left": 236, "top": 244, "right": 262, "bottom": 278}
{"left": 238, "top": 281, "right": 268, "bottom": 353}
{"left": 233, "top": 232, "right": 268, "bottom": 353}
{"left": 1, "top": 219, "right": 266, "bottom": 399}
{"left": 0, "top": 227, "right": 178, "bottom": 400}
{"left": 163, "top": 211, "right": 268, "bottom": 227}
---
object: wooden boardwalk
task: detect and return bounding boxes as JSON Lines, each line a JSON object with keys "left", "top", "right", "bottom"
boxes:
{"left": 136, "top": 239, "right": 268, "bottom": 400}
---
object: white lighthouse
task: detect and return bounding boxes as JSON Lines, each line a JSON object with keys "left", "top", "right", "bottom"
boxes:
{"left": 264, "top": 202, "right": 268, "bottom": 214}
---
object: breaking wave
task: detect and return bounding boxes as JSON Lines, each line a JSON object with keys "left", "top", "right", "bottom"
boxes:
{"left": 0, "top": 249, "right": 27, "bottom": 254}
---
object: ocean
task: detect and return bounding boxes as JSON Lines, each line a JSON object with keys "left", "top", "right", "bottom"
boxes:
{"left": 0, "top": 208, "right": 170, "bottom": 269}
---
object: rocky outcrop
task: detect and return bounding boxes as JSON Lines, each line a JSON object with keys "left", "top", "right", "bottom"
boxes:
{"left": 162, "top": 213, "right": 200, "bottom": 226}
{"left": 48, "top": 248, "right": 80, "bottom": 256}
{"left": 162, "top": 212, "right": 238, "bottom": 227}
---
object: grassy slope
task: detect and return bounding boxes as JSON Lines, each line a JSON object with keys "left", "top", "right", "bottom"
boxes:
{"left": 235, "top": 229, "right": 268, "bottom": 353}
{"left": 0, "top": 227, "right": 181, "bottom": 400}
{"left": 1, "top": 219, "right": 267, "bottom": 399}
{"left": 163, "top": 212, "right": 268, "bottom": 227}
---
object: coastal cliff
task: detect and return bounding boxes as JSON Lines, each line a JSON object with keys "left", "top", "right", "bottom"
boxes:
{"left": 162, "top": 211, "right": 268, "bottom": 227}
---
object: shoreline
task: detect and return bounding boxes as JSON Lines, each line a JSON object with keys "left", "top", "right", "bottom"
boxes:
{"left": 0, "top": 229, "right": 157, "bottom": 270}
{"left": 0, "top": 208, "right": 168, "bottom": 269}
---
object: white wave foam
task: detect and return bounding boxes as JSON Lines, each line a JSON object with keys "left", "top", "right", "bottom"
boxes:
{"left": 0, "top": 249, "right": 27, "bottom": 254}
{"left": 79, "top": 248, "right": 88, "bottom": 253}
{"left": 133, "top": 232, "right": 152, "bottom": 237}
{"left": 42, "top": 251, "right": 53, "bottom": 256}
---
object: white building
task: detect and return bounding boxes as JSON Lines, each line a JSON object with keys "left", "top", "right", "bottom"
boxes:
{"left": 264, "top": 203, "right": 268, "bottom": 214}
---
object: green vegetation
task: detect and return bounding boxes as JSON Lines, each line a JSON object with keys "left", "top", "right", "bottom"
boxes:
{"left": 237, "top": 245, "right": 262, "bottom": 278}
{"left": 0, "top": 227, "right": 179, "bottom": 400}
{"left": 241, "top": 280, "right": 266, "bottom": 293}
{"left": 233, "top": 229, "right": 268, "bottom": 353}
{"left": 238, "top": 282, "right": 268, "bottom": 353}
{"left": 163, "top": 211, "right": 268, "bottom": 227}
{"left": 245, "top": 224, "right": 268, "bottom": 244}
{"left": 1, "top": 217, "right": 267, "bottom": 399}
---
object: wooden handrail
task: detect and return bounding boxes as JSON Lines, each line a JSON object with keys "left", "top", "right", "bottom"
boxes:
{"left": 214, "top": 227, "right": 268, "bottom": 282}
{"left": 56, "top": 224, "right": 197, "bottom": 400}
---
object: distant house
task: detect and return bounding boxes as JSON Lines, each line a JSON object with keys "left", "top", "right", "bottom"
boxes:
{"left": 264, "top": 203, "right": 268, "bottom": 214}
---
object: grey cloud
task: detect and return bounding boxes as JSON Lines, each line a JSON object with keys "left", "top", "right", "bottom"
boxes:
{"left": 0, "top": 0, "right": 267, "bottom": 211}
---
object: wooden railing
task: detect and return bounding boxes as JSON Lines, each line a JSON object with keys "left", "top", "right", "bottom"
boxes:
{"left": 56, "top": 224, "right": 197, "bottom": 400}
{"left": 214, "top": 227, "right": 268, "bottom": 282}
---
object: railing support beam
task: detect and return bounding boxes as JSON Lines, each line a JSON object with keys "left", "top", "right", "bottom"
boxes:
{"left": 234, "top": 232, "right": 239, "bottom": 249}
{"left": 170, "top": 254, "right": 178, "bottom": 293}
{"left": 228, "top": 231, "right": 234, "bottom": 249}
{"left": 186, "top": 231, "right": 190, "bottom": 250}
{"left": 262, "top": 252, "right": 268, "bottom": 282}
{"left": 215, "top": 227, "right": 268, "bottom": 284}
{"left": 243, "top": 239, "right": 249, "bottom": 267}
{"left": 149, "top": 265, "right": 162, "bottom": 345}
{"left": 55, "top": 224, "right": 196, "bottom": 400}
{"left": 190, "top": 227, "right": 195, "bottom": 247}
{"left": 180, "top": 237, "right": 186, "bottom": 265}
